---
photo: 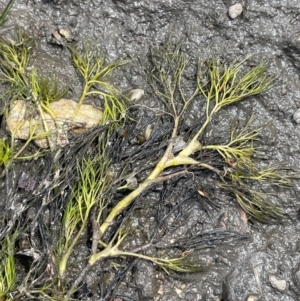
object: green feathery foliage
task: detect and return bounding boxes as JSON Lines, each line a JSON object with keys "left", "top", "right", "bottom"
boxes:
{"left": 69, "top": 42, "right": 130, "bottom": 121}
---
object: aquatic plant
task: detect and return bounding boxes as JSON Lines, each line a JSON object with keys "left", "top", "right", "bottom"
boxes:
{"left": 57, "top": 155, "right": 112, "bottom": 279}
{"left": 0, "top": 37, "right": 297, "bottom": 300}
{"left": 54, "top": 41, "right": 296, "bottom": 297}
{"left": 96, "top": 42, "right": 278, "bottom": 234}
{"left": 0, "top": 33, "right": 129, "bottom": 165}
{"left": 69, "top": 42, "right": 130, "bottom": 121}
{"left": 0, "top": 33, "right": 48, "bottom": 163}
{"left": 30, "top": 68, "right": 68, "bottom": 119}
{"left": 0, "top": 139, "right": 11, "bottom": 165}
{"left": 0, "top": 31, "right": 32, "bottom": 102}
{"left": 0, "top": 235, "right": 16, "bottom": 301}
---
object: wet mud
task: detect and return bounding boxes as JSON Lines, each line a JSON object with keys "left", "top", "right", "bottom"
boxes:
{"left": 1, "top": 0, "right": 300, "bottom": 300}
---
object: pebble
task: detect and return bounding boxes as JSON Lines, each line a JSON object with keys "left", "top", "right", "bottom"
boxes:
{"left": 247, "top": 294, "right": 261, "bottom": 301}
{"left": 269, "top": 275, "right": 287, "bottom": 292}
{"left": 127, "top": 88, "right": 145, "bottom": 101}
{"left": 51, "top": 30, "right": 64, "bottom": 45}
{"left": 144, "top": 124, "right": 153, "bottom": 140}
{"left": 59, "top": 28, "right": 73, "bottom": 42}
{"left": 293, "top": 108, "right": 300, "bottom": 123}
{"left": 228, "top": 3, "right": 243, "bottom": 19}
{"left": 6, "top": 99, "right": 103, "bottom": 148}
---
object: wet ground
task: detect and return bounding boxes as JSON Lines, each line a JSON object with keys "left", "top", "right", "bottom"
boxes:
{"left": 1, "top": 0, "right": 300, "bottom": 300}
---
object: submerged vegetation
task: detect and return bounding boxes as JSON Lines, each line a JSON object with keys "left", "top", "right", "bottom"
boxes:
{"left": 0, "top": 20, "right": 297, "bottom": 301}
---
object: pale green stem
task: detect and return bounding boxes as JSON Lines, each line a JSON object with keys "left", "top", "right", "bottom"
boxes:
{"left": 40, "top": 103, "right": 57, "bottom": 120}
{"left": 73, "top": 81, "right": 90, "bottom": 117}
{"left": 99, "top": 179, "right": 153, "bottom": 237}
{"left": 12, "top": 123, "right": 44, "bottom": 160}
{"left": 99, "top": 116, "right": 181, "bottom": 237}
{"left": 36, "top": 103, "right": 55, "bottom": 151}
{"left": 147, "top": 116, "right": 180, "bottom": 179}
{"left": 66, "top": 244, "right": 116, "bottom": 296}
{"left": 59, "top": 209, "right": 91, "bottom": 277}
{"left": 199, "top": 162, "right": 222, "bottom": 175}
{"left": 179, "top": 103, "right": 220, "bottom": 157}
{"left": 164, "top": 156, "right": 200, "bottom": 168}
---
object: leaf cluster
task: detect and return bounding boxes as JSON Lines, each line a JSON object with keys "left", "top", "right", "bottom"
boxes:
{"left": 0, "top": 235, "right": 16, "bottom": 300}
{"left": 57, "top": 154, "right": 112, "bottom": 278}
{"left": 147, "top": 41, "right": 190, "bottom": 117}
{"left": 0, "top": 32, "right": 32, "bottom": 101}
{"left": 0, "top": 138, "right": 11, "bottom": 165}
{"left": 30, "top": 68, "right": 68, "bottom": 118}
{"left": 198, "top": 57, "right": 273, "bottom": 115}
{"left": 69, "top": 42, "right": 130, "bottom": 122}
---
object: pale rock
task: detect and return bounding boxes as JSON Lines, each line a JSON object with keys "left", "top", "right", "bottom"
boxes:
{"left": 58, "top": 28, "right": 72, "bottom": 42}
{"left": 228, "top": 3, "right": 243, "bottom": 19}
{"left": 6, "top": 99, "right": 103, "bottom": 148}
{"left": 247, "top": 294, "right": 261, "bottom": 301}
{"left": 127, "top": 88, "right": 145, "bottom": 101}
{"left": 51, "top": 30, "right": 64, "bottom": 45}
{"left": 269, "top": 274, "right": 287, "bottom": 292}
{"left": 293, "top": 108, "right": 300, "bottom": 123}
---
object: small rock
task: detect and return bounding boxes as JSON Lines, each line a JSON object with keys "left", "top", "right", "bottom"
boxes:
{"left": 51, "top": 30, "right": 64, "bottom": 46}
{"left": 6, "top": 99, "right": 103, "bottom": 148}
{"left": 247, "top": 294, "right": 261, "bottom": 301}
{"left": 127, "top": 88, "right": 145, "bottom": 101}
{"left": 50, "top": 28, "right": 73, "bottom": 45}
{"left": 269, "top": 275, "right": 287, "bottom": 292}
{"left": 145, "top": 124, "right": 153, "bottom": 139}
{"left": 157, "top": 284, "right": 164, "bottom": 295}
{"left": 293, "top": 109, "right": 300, "bottom": 123}
{"left": 228, "top": 3, "right": 243, "bottom": 19}
{"left": 59, "top": 28, "right": 73, "bottom": 42}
